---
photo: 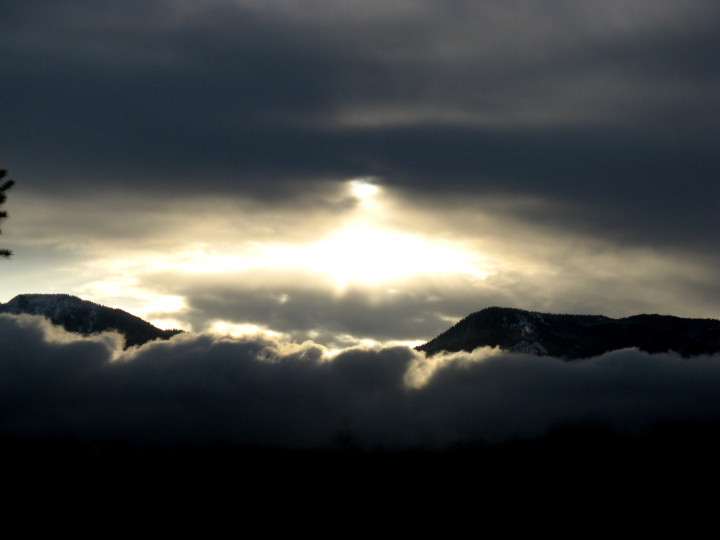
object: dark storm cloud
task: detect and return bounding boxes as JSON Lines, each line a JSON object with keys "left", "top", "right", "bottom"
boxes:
{"left": 1, "top": 0, "right": 375, "bottom": 196}
{"left": 2, "top": 313, "right": 720, "bottom": 450}
{"left": 1, "top": 0, "right": 718, "bottom": 247}
{"left": 398, "top": 128, "right": 718, "bottom": 250}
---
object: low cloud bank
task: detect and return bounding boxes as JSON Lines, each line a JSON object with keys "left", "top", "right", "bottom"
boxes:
{"left": 2, "top": 314, "right": 720, "bottom": 451}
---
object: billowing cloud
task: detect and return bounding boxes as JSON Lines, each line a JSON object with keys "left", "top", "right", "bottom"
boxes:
{"left": 3, "top": 313, "right": 719, "bottom": 451}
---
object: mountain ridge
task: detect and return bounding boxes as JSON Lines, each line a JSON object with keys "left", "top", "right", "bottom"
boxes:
{"left": 416, "top": 306, "right": 720, "bottom": 359}
{"left": 0, "top": 293, "right": 183, "bottom": 348}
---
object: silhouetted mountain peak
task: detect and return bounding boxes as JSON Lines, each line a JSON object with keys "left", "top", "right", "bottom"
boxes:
{"left": 0, "top": 293, "right": 183, "bottom": 348}
{"left": 416, "top": 307, "right": 720, "bottom": 359}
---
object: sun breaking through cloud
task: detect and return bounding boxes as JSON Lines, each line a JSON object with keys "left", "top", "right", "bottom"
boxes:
{"left": 1, "top": 0, "right": 717, "bottom": 355}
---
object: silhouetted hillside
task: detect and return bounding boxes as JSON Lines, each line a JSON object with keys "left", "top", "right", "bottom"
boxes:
{"left": 416, "top": 307, "right": 720, "bottom": 359}
{"left": 0, "top": 293, "right": 183, "bottom": 347}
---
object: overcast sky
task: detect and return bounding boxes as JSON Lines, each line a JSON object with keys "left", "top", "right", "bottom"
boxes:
{"left": 1, "top": 0, "right": 718, "bottom": 348}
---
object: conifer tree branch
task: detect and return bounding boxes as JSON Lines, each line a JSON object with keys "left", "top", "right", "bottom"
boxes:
{"left": 0, "top": 169, "right": 14, "bottom": 259}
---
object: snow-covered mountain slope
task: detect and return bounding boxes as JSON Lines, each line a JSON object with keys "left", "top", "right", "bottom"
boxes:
{"left": 416, "top": 306, "right": 720, "bottom": 359}
{"left": 0, "top": 293, "right": 183, "bottom": 347}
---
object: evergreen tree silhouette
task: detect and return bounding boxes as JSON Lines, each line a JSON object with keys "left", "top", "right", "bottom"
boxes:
{"left": 0, "top": 169, "right": 15, "bottom": 258}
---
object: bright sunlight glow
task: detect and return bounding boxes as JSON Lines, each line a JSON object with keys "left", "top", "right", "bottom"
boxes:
{"left": 209, "top": 320, "right": 285, "bottom": 339}
{"left": 141, "top": 179, "right": 488, "bottom": 288}
{"left": 350, "top": 178, "right": 380, "bottom": 199}
{"left": 267, "top": 226, "right": 483, "bottom": 287}
{"left": 77, "top": 178, "right": 492, "bottom": 312}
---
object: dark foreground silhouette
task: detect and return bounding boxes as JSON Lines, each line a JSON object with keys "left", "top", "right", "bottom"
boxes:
{"left": 2, "top": 298, "right": 719, "bottom": 514}
{"left": 3, "top": 419, "right": 720, "bottom": 513}
{"left": 417, "top": 306, "right": 720, "bottom": 358}
{"left": 0, "top": 293, "right": 182, "bottom": 347}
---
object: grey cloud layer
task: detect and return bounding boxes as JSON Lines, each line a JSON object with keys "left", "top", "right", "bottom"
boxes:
{"left": 180, "top": 279, "right": 490, "bottom": 345}
{"left": 2, "top": 0, "right": 718, "bottom": 250}
{"left": 2, "top": 314, "right": 720, "bottom": 450}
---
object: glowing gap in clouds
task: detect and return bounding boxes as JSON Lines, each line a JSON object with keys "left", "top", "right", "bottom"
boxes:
{"left": 161, "top": 221, "right": 488, "bottom": 288}
{"left": 267, "top": 226, "right": 484, "bottom": 288}
{"left": 209, "top": 320, "right": 286, "bottom": 339}
{"left": 162, "top": 225, "right": 488, "bottom": 289}
{"left": 165, "top": 179, "right": 489, "bottom": 288}
{"left": 350, "top": 178, "right": 379, "bottom": 199}
{"left": 75, "top": 178, "right": 491, "bottom": 322}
